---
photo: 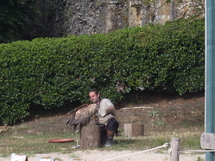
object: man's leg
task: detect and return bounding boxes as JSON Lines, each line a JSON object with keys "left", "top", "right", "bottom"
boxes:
{"left": 104, "top": 118, "right": 119, "bottom": 147}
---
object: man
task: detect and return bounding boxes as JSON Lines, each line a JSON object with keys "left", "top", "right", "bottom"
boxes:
{"left": 89, "top": 88, "right": 119, "bottom": 147}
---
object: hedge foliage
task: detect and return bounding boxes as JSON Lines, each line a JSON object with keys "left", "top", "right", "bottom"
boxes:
{"left": 0, "top": 17, "right": 205, "bottom": 124}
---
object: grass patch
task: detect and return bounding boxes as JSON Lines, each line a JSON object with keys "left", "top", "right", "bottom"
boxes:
{"left": 0, "top": 125, "right": 203, "bottom": 157}
{"left": 0, "top": 125, "right": 80, "bottom": 156}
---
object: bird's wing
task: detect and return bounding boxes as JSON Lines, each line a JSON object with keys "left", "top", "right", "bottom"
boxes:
{"left": 67, "top": 103, "right": 89, "bottom": 114}
{"left": 66, "top": 104, "right": 97, "bottom": 128}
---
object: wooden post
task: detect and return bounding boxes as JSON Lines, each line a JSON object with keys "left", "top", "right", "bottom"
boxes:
{"left": 124, "top": 123, "right": 144, "bottom": 137}
{"left": 169, "top": 137, "right": 180, "bottom": 161}
{"left": 80, "top": 125, "right": 101, "bottom": 148}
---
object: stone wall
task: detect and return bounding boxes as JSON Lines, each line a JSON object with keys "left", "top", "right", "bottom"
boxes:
{"left": 58, "top": 0, "right": 204, "bottom": 36}
{"left": 62, "top": 0, "right": 128, "bottom": 35}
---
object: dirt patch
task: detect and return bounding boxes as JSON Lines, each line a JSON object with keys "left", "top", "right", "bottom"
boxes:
{"left": 13, "top": 92, "right": 204, "bottom": 136}
{"left": 116, "top": 92, "right": 204, "bottom": 134}
{"left": 0, "top": 150, "right": 205, "bottom": 161}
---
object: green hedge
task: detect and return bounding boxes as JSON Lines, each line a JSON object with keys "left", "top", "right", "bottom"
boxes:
{"left": 0, "top": 17, "right": 205, "bottom": 124}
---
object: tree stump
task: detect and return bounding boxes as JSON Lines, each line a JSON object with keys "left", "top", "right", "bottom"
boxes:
{"left": 80, "top": 125, "right": 101, "bottom": 148}
{"left": 124, "top": 123, "right": 144, "bottom": 137}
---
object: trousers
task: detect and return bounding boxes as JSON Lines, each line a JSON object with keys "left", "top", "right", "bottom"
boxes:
{"left": 100, "top": 117, "right": 119, "bottom": 144}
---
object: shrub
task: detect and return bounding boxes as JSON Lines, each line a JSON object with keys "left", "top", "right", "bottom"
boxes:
{"left": 0, "top": 17, "right": 205, "bottom": 124}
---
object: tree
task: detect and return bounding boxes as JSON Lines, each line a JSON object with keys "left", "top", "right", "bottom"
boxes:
{"left": 0, "top": 0, "right": 38, "bottom": 43}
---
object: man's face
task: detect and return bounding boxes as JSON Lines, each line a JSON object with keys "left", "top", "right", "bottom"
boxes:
{"left": 89, "top": 91, "right": 100, "bottom": 104}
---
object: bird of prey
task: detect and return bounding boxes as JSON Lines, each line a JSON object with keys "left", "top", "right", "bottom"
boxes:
{"left": 66, "top": 103, "right": 97, "bottom": 131}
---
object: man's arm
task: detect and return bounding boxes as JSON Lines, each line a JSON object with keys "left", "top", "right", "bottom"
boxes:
{"left": 106, "top": 106, "right": 116, "bottom": 116}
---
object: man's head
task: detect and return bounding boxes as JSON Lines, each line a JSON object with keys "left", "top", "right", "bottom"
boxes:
{"left": 89, "top": 88, "right": 100, "bottom": 104}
